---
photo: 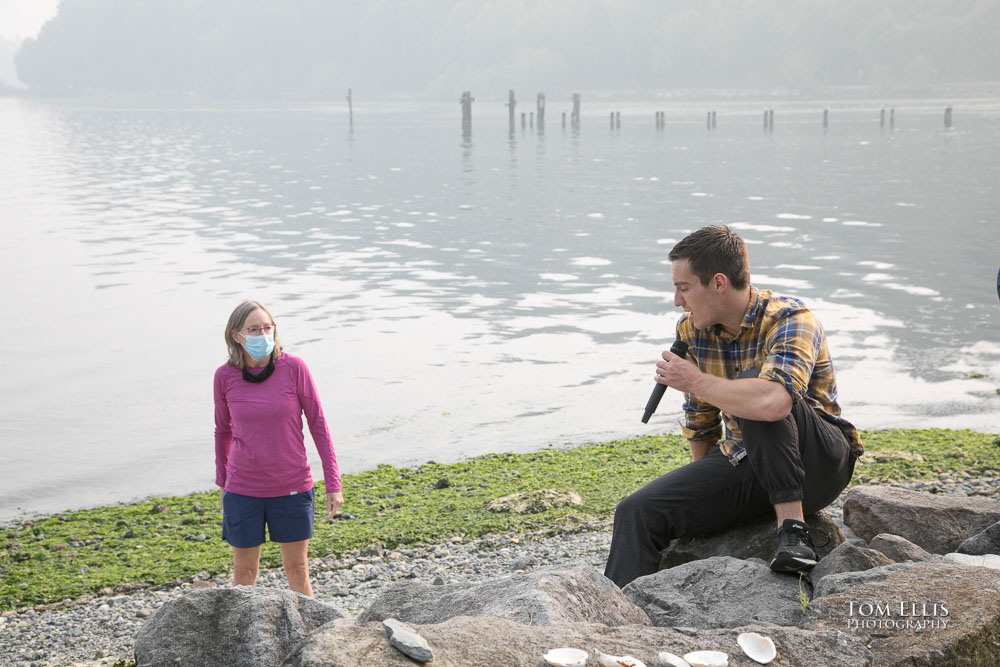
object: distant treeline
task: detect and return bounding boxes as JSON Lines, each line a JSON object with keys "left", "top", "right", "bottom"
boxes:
{"left": 14, "top": 0, "right": 1000, "bottom": 98}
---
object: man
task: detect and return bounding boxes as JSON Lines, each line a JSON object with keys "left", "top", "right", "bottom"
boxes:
{"left": 604, "top": 225, "right": 863, "bottom": 589}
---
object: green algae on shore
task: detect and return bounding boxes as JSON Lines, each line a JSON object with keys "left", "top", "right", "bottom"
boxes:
{"left": 2, "top": 428, "right": 998, "bottom": 610}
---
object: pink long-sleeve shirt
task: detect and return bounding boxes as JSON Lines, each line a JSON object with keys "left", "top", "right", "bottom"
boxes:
{"left": 214, "top": 353, "right": 341, "bottom": 497}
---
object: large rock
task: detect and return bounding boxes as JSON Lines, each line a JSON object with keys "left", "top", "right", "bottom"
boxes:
{"left": 868, "top": 533, "right": 933, "bottom": 562}
{"left": 134, "top": 587, "right": 343, "bottom": 667}
{"left": 801, "top": 561, "right": 1000, "bottom": 666}
{"left": 660, "top": 510, "right": 843, "bottom": 569}
{"left": 944, "top": 553, "right": 1000, "bottom": 570}
{"left": 623, "top": 556, "right": 808, "bottom": 628}
{"left": 811, "top": 561, "right": 930, "bottom": 599}
{"left": 282, "top": 616, "right": 872, "bottom": 667}
{"left": 808, "top": 541, "right": 894, "bottom": 588}
{"left": 843, "top": 485, "right": 1000, "bottom": 554}
{"left": 957, "top": 519, "right": 1000, "bottom": 556}
{"left": 358, "top": 564, "right": 649, "bottom": 627}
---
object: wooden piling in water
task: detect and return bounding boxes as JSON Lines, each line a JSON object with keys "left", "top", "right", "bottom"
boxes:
{"left": 615, "top": 111, "right": 621, "bottom": 129}
{"left": 944, "top": 106, "right": 953, "bottom": 128}
{"left": 890, "top": 108, "right": 895, "bottom": 130}
{"left": 562, "top": 111, "right": 567, "bottom": 128}
{"left": 507, "top": 90, "right": 516, "bottom": 134}
{"left": 461, "top": 91, "right": 473, "bottom": 134}
{"left": 530, "top": 111, "right": 534, "bottom": 128}
{"left": 610, "top": 112, "right": 615, "bottom": 128}
{"left": 711, "top": 110, "right": 717, "bottom": 129}
{"left": 537, "top": 93, "right": 545, "bottom": 130}
{"left": 521, "top": 111, "right": 526, "bottom": 129}
{"left": 880, "top": 108, "right": 885, "bottom": 129}
{"left": 823, "top": 108, "right": 828, "bottom": 129}
{"left": 347, "top": 88, "right": 353, "bottom": 127}
{"left": 571, "top": 93, "right": 581, "bottom": 129}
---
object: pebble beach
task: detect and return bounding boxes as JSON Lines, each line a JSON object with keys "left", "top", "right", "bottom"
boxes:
{"left": 2, "top": 473, "right": 997, "bottom": 667}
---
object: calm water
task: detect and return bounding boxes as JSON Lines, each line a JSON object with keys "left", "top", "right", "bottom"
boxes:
{"left": 1, "top": 95, "right": 998, "bottom": 521}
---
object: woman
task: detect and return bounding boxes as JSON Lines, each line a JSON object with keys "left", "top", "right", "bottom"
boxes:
{"left": 214, "top": 300, "right": 343, "bottom": 597}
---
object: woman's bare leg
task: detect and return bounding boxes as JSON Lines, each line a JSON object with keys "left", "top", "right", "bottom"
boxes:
{"left": 280, "top": 540, "right": 313, "bottom": 597}
{"left": 232, "top": 545, "right": 261, "bottom": 586}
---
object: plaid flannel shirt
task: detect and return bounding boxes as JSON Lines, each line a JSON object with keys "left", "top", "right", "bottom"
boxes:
{"left": 676, "top": 286, "right": 863, "bottom": 456}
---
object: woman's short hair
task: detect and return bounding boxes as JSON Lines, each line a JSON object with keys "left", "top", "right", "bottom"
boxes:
{"left": 224, "top": 300, "right": 283, "bottom": 368}
{"left": 668, "top": 225, "right": 750, "bottom": 290}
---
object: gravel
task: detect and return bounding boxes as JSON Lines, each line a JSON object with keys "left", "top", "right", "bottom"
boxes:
{"left": 1, "top": 476, "right": 996, "bottom": 667}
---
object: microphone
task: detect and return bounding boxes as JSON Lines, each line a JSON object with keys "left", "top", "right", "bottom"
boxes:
{"left": 641, "top": 340, "right": 689, "bottom": 424}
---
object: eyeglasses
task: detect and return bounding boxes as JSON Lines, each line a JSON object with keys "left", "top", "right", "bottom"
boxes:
{"left": 241, "top": 325, "right": 274, "bottom": 336}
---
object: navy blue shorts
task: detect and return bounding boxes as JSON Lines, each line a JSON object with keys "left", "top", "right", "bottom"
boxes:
{"left": 221, "top": 487, "right": 315, "bottom": 548}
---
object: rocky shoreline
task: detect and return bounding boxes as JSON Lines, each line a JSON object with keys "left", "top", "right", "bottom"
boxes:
{"left": 2, "top": 474, "right": 997, "bottom": 667}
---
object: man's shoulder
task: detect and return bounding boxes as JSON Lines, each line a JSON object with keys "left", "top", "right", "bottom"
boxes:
{"left": 757, "top": 288, "right": 811, "bottom": 321}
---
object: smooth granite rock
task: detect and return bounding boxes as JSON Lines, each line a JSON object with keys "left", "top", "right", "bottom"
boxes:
{"left": 956, "top": 519, "right": 1000, "bottom": 556}
{"left": 801, "top": 562, "right": 1000, "bottom": 666}
{"left": 282, "top": 616, "right": 872, "bottom": 667}
{"left": 809, "top": 541, "right": 894, "bottom": 588}
{"left": 358, "top": 563, "right": 649, "bottom": 627}
{"left": 868, "top": 533, "right": 933, "bottom": 562}
{"left": 843, "top": 485, "right": 1000, "bottom": 554}
{"left": 624, "top": 556, "right": 808, "bottom": 628}
{"left": 134, "top": 587, "right": 343, "bottom": 667}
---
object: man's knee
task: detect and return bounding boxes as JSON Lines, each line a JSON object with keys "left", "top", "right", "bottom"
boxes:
{"left": 613, "top": 491, "right": 645, "bottom": 522}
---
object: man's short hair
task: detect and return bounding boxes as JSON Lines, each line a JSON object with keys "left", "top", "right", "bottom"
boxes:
{"left": 669, "top": 225, "right": 750, "bottom": 289}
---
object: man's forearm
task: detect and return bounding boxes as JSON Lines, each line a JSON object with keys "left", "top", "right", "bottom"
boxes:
{"left": 692, "top": 375, "right": 792, "bottom": 423}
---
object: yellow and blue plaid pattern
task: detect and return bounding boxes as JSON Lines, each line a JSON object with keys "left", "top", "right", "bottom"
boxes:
{"left": 676, "top": 287, "right": 863, "bottom": 456}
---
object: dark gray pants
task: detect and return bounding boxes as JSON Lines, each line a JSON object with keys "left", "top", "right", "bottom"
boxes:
{"left": 604, "top": 399, "right": 856, "bottom": 588}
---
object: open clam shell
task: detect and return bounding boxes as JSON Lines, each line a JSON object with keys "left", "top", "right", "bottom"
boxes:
{"left": 543, "top": 647, "right": 589, "bottom": 667}
{"left": 737, "top": 632, "right": 776, "bottom": 665}
{"left": 657, "top": 652, "right": 692, "bottom": 667}
{"left": 682, "top": 650, "right": 728, "bottom": 667}
{"left": 594, "top": 649, "right": 648, "bottom": 667}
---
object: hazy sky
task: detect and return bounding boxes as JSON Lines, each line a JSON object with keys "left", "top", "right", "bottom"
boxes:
{"left": 4, "top": 1, "right": 1000, "bottom": 96}
{"left": 0, "top": 0, "right": 57, "bottom": 40}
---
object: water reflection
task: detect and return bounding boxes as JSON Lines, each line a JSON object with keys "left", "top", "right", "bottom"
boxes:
{"left": 1, "top": 98, "right": 998, "bottom": 520}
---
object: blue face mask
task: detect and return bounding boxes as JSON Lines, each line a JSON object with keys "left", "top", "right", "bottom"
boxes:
{"left": 241, "top": 333, "right": 275, "bottom": 361}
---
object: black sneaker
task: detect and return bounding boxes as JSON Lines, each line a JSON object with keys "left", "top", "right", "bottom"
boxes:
{"left": 770, "top": 519, "right": 819, "bottom": 574}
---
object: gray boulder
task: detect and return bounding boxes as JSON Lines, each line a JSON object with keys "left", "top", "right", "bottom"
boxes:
{"left": 282, "top": 616, "right": 872, "bottom": 667}
{"left": 843, "top": 485, "right": 1000, "bottom": 554}
{"left": 868, "top": 533, "right": 933, "bottom": 562}
{"left": 808, "top": 541, "right": 894, "bottom": 588}
{"left": 660, "top": 510, "right": 843, "bottom": 569}
{"left": 811, "top": 561, "right": 932, "bottom": 599}
{"left": 134, "top": 587, "right": 343, "bottom": 667}
{"left": 943, "top": 552, "right": 1000, "bottom": 570}
{"left": 358, "top": 563, "right": 649, "bottom": 627}
{"left": 623, "top": 556, "right": 808, "bottom": 628}
{"left": 801, "top": 561, "right": 1000, "bottom": 666}
{"left": 956, "top": 519, "right": 1000, "bottom": 556}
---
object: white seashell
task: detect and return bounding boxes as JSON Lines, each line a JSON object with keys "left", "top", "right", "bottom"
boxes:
{"left": 682, "top": 650, "right": 728, "bottom": 667}
{"left": 657, "top": 652, "right": 692, "bottom": 667}
{"left": 594, "top": 648, "right": 648, "bottom": 667}
{"left": 544, "top": 647, "right": 589, "bottom": 667}
{"left": 737, "top": 632, "right": 776, "bottom": 665}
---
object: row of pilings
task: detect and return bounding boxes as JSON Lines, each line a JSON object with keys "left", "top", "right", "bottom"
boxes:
{"left": 458, "top": 90, "right": 957, "bottom": 133}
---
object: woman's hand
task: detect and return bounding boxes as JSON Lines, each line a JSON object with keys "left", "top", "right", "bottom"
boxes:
{"left": 219, "top": 487, "right": 225, "bottom": 511}
{"left": 324, "top": 491, "right": 344, "bottom": 520}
